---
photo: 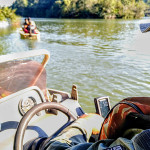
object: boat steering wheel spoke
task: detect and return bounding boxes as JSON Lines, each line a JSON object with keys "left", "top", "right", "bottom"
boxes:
{"left": 14, "top": 102, "right": 77, "bottom": 150}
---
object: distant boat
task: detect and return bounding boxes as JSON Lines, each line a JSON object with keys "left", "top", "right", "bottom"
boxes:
{"left": 140, "top": 23, "right": 150, "bottom": 33}
{"left": 19, "top": 29, "right": 40, "bottom": 40}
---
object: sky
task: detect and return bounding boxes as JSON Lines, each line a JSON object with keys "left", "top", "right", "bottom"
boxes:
{"left": 0, "top": 0, "right": 15, "bottom": 6}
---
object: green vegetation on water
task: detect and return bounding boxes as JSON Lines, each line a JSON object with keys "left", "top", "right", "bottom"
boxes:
{"left": 0, "top": 7, "right": 19, "bottom": 22}
{"left": 11, "top": 0, "right": 148, "bottom": 19}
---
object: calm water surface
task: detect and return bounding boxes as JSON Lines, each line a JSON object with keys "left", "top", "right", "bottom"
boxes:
{"left": 0, "top": 18, "right": 150, "bottom": 112}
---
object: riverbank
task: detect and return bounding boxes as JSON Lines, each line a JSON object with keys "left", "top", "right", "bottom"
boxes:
{"left": 0, "top": 7, "right": 20, "bottom": 27}
{"left": 0, "top": 21, "right": 9, "bottom": 28}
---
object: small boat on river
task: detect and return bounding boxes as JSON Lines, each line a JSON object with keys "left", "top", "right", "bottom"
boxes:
{"left": 140, "top": 23, "right": 150, "bottom": 33}
{"left": 19, "top": 29, "right": 40, "bottom": 39}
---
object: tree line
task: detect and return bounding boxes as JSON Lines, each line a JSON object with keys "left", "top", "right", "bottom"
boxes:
{"left": 11, "top": 0, "right": 148, "bottom": 19}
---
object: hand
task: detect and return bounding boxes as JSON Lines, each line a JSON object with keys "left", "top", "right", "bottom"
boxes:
{"left": 80, "top": 113, "right": 104, "bottom": 135}
{"left": 69, "top": 113, "right": 104, "bottom": 141}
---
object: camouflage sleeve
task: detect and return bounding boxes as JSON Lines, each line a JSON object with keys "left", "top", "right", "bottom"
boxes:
{"left": 26, "top": 114, "right": 103, "bottom": 149}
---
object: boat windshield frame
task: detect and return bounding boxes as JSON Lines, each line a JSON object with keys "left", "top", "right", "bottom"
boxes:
{"left": 0, "top": 49, "right": 50, "bottom": 99}
{"left": 0, "top": 49, "right": 50, "bottom": 67}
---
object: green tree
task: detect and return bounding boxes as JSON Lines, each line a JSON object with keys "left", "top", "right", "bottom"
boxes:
{"left": 0, "top": 7, "right": 18, "bottom": 21}
{"left": 135, "top": 0, "right": 147, "bottom": 18}
{"left": 11, "top": 0, "right": 148, "bottom": 19}
{"left": 61, "top": 0, "right": 72, "bottom": 17}
{"left": 0, "top": 9, "right": 5, "bottom": 21}
{"left": 13, "top": 0, "right": 28, "bottom": 7}
{"left": 28, "top": 0, "right": 39, "bottom": 7}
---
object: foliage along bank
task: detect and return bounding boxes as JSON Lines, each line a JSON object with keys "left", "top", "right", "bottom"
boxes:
{"left": 11, "top": 0, "right": 148, "bottom": 19}
{"left": 0, "top": 7, "right": 19, "bottom": 22}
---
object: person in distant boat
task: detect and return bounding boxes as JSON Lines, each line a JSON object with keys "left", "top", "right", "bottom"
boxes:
{"left": 23, "top": 18, "right": 29, "bottom": 33}
{"left": 27, "top": 17, "right": 37, "bottom": 35}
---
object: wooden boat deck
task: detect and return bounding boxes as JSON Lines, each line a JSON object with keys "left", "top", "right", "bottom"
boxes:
{"left": 20, "top": 29, "right": 40, "bottom": 40}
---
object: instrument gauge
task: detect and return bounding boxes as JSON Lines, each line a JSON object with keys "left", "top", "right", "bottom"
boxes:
{"left": 19, "top": 97, "right": 37, "bottom": 116}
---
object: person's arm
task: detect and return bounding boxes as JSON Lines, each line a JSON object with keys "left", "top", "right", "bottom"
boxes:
{"left": 43, "top": 114, "right": 104, "bottom": 149}
{"left": 26, "top": 114, "right": 104, "bottom": 150}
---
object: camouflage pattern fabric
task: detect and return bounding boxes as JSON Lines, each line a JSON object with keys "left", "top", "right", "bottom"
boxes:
{"left": 99, "top": 97, "right": 150, "bottom": 140}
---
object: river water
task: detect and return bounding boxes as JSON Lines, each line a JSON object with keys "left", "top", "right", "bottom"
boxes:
{"left": 0, "top": 18, "right": 150, "bottom": 112}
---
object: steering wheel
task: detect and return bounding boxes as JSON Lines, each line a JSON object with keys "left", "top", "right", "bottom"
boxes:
{"left": 14, "top": 102, "right": 78, "bottom": 150}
